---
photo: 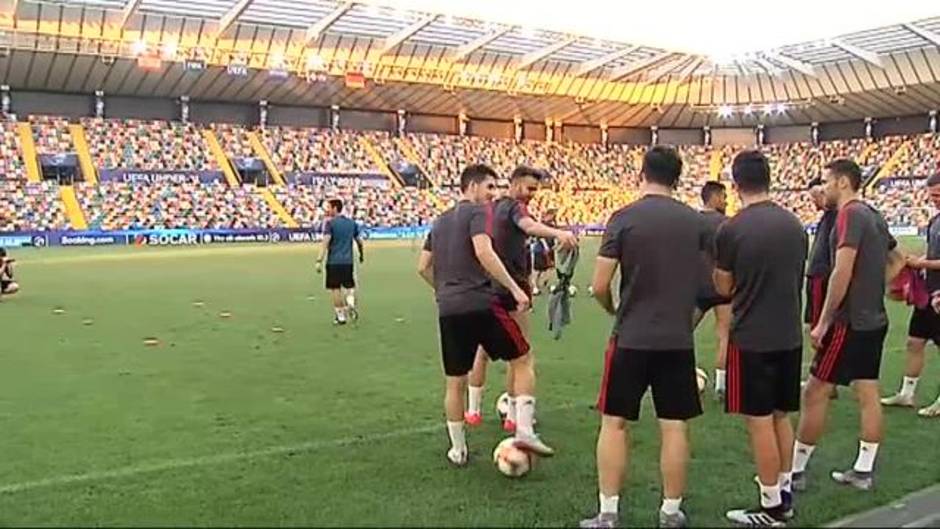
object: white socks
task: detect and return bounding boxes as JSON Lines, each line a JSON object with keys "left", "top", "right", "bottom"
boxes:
{"left": 660, "top": 497, "right": 682, "bottom": 516}
{"left": 759, "top": 482, "right": 782, "bottom": 509}
{"left": 508, "top": 396, "right": 518, "bottom": 424}
{"left": 446, "top": 421, "right": 466, "bottom": 452}
{"left": 600, "top": 493, "right": 619, "bottom": 515}
{"left": 901, "top": 376, "right": 919, "bottom": 398}
{"left": 715, "top": 369, "right": 727, "bottom": 392}
{"left": 334, "top": 307, "right": 346, "bottom": 322}
{"left": 346, "top": 291, "right": 356, "bottom": 309}
{"left": 792, "top": 441, "right": 816, "bottom": 473}
{"left": 779, "top": 472, "right": 792, "bottom": 494}
{"left": 516, "top": 395, "right": 536, "bottom": 436}
{"left": 467, "top": 386, "right": 483, "bottom": 415}
{"left": 853, "top": 440, "right": 879, "bottom": 473}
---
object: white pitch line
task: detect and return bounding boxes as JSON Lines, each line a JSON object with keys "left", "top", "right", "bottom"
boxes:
{"left": 0, "top": 402, "right": 580, "bottom": 496}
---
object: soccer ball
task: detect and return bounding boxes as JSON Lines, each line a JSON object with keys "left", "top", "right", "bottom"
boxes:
{"left": 495, "top": 392, "right": 512, "bottom": 422}
{"left": 493, "top": 437, "right": 533, "bottom": 477}
{"left": 696, "top": 368, "right": 708, "bottom": 393}
{"left": 567, "top": 285, "right": 578, "bottom": 297}
{"left": 587, "top": 285, "right": 594, "bottom": 296}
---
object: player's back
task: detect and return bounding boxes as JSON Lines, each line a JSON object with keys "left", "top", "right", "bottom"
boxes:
{"left": 601, "top": 194, "right": 705, "bottom": 350}
{"left": 326, "top": 215, "right": 357, "bottom": 264}
{"left": 829, "top": 200, "right": 895, "bottom": 330}
{"left": 718, "top": 201, "right": 807, "bottom": 350}
{"left": 428, "top": 201, "right": 493, "bottom": 316}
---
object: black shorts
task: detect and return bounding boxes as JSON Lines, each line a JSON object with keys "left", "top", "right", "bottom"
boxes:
{"left": 726, "top": 345, "right": 802, "bottom": 416}
{"left": 438, "top": 305, "right": 530, "bottom": 377}
{"left": 804, "top": 275, "right": 828, "bottom": 326}
{"left": 908, "top": 306, "right": 940, "bottom": 344}
{"left": 595, "top": 339, "right": 703, "bottom": 421}
{"left": 810, "top": 323, "right": 888, "bottom": 386}
{"left": 325, "top": 264, "right": 355, "bottom": 289}
{"left": 0, "top": 279, "right": 12, "bottom": 293}
{"left": 533, "top": 252, "right": 554, "bottom": 272}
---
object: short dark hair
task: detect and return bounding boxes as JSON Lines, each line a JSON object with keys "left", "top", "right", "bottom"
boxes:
{"left": 511, "top": 165, "right": 550, "bottom": 182}
{"left": 806, "top": 176, "right": 824, "bottom": 190}
{"left": 642, "top": 146, "right": 682, "bottom": 188}
{"left": 731, "top": 150, "right": 771, "bottom": 193}
{"left": 460, "top": 163, "right": 498, "bottom": 191}
{"left": 328, "top": 198, "right": 344, "bottom": 213}
{"left": 825, "top": 159, "right": 862, "bottom": 191}
{"left": 701, "top": 181, "right": 726, "bottom": 205}
{"left": 927, "top": 174, "right": 940, "bottom": 187}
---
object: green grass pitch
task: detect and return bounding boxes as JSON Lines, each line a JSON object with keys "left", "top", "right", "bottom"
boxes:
{"left": 0, "top": 238, "right": 938, "bottom": 526}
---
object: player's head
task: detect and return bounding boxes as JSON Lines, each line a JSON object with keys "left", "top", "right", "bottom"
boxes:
{"left": 927, "top": 174, "right": 940, "bottom": 209}
{"left": 460, "top": 163, "right": 499, "bottom": 204}
{"left": 641, "top": 146, "right": 682, "bottom": 189}
{"left": 326, "top": 199, "right": 344, "bottom": 216}
{"left": 806, "top": 176, "right": 835, "bottom": 211}
{"left": 731, "top": 150, "right": 771, "bottom": 195}
{"left": 701, "top": 181, "right": 727, "bottom": 214}
{"left": 509, "top": 165, "right": 549, "bottom": 203}
{"left": 823, "top": 158, "right": 862, "bottom": 203}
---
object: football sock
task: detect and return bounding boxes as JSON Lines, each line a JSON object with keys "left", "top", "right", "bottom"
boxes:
{"left": 853, "top": 440, "right": 879, "bottom": 473}
{"left": 715, "top": 369, "right": 727, "bottom": 392}
{"left": 600, "top": 493, "right": 619, "bottom": 515}
{"left": 508, "top": 396, "right": 518, "bottom": 424}
{"left": 901, "top": 376, "right": 919, "bottom": 398}
{"left": 467, "top": 386, "right": 483, "bottom": 415}
{"left": 792, "top": 441, "right": 815, "bottom": 473}
{"left": 346, "top": 290, "right": 356, "bottom": 309}
{"left": 516, "top": 395, "right": 535, "bottom": 435}
{"left": 334, "top": 307, "right": 346, "bottom": 322}
{"left": 446, "top": 421, "right": 466, "bottom": 452}
{"left": 759, "top": 482, "right": 782, "bottom": 509}
{"left": 779, "top": 472, "right": 793, "bottom": 494}
{"left": 660, "top": 497, "right": 682, "bottom": 516}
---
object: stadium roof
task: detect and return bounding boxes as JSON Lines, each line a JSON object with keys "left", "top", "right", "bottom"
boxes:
{"left": 1, "top": 0, "right": 939, "bottom": 127}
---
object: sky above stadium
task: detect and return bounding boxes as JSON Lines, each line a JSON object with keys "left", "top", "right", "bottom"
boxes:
{"left": 371, "top": 0, "right": 939, "bottom": 58}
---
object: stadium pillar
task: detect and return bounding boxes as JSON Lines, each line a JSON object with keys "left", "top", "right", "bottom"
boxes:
{"left": 865, "top": 117, "right": 873, "bottom": 139}
{"left": 650, "top": 125, "right": 658, "bottom": 145}
{"left": 545, "top": 118, "right": 554, "bottom": 143}
{"left": 458, "top": 112, "right": 468, "bottom": 136}
{"left": 756, "top": 124, "right": 765, "bottom": 145}
{"left": 179, "top": 96, "right": 190, "bottom": 123}
{"left": 929, "top": 111, "right": 937, "bottom": 133}
{"left": 513, "top": 116, "right": 523, "bottom": 143}
{"left": 600, "top": 123, "right": 608, "bottom": 146}
{"left": 259, "top": 100, "right": 268, "bottom": 129}
{"left": 811, "top": 122, "right": 819, "bottom": 146}
{"left": 703, "top": 125, "right": 711, "bottom": 146}
{"left": 397, "top": 109, "right": 407, "bottom": 137}
{"left": 330, "top": 104, "right": 340, "bottom": 130}
{"left": 1, "top": 85, "right": 9, "bottom": 115}
{"left": 94, "top": 90, "right": 104, "bottom": 118}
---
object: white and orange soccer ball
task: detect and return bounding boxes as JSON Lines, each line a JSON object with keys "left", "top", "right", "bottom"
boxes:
{"left": 492, "top": 437, "right": 533, "bottom": 478}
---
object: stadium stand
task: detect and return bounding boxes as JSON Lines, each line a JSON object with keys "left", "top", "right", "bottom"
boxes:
{"left": 30, "top": 115, "right": 74, "bottom": 155}
{"left": 260, "top": 127, "right": 383, "bottom": 176}
{"left": 0, "top": 180, "right": 68, "bottom": 231}
{"left": 211, "top": 123, "right": 258, "bottom": 159}
{"left": 76, "top": 182, "right": 282, "bottom": 230}
{"left": 83, "top": 118, "right": 217, "bottom": 171}
{"left": 0, "top": 120, "right": 26, "bottom": 180}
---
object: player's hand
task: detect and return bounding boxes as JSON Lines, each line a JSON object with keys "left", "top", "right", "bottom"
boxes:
{"left": 810, "top": 322, "right": 829, "bottom": 351}
{"left": 315, "top": 262, "right": 322, "bottom": 274}
{"left": 906, "top": 255, "right": 927, "bottom": 269}
{"left": 359, "top": 254, "right": 365, "bottom": 264}
{"left": 511, "top": 287, "right": 531, "bottom": 312}
{"left": 556, "top": 230, "right": 579, "bottom": 249}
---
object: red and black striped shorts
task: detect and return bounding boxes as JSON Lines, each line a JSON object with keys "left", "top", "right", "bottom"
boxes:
{"left": 810, "top": 323, "right": 888, "bottom": 386}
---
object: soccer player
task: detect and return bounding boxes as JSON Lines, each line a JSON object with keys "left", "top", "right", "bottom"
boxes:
{"left": 714, "top": 151, "right": 807, "bottom": 527}
{"left": 804, "top": 177, "right": 837, "bottom": 330}
{"left": 694, "top": 181, "right": 731, "bottom": 401}
{"left": 793, "top": 159, "right": 904, "bottom": 492}
{"left": 417, "top": 164, "right": 554, "bottom": 466}
{"left": 316, "top": 199, "right": 364, "bottom": 325}
{"left": 465, "top": 166, "right": 578, "bottom": 432}
{"left": 882, "top": 174, "right": 940, "bottom": 417}
{"left": 580, "top": 146, "right": 705, "bottom": 529}
{"left": 0, "top": 248, "right": 19, "bottom": 299}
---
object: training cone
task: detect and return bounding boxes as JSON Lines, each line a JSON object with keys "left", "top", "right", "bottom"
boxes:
{"left": 219, "top": 311, "right": 232, "bottom": 319}
{"left": 143, "top": 338, "right": 160, "bottom": 346}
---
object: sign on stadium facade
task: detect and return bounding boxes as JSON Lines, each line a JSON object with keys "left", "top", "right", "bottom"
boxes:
{"left": 97, "top": 169, "right": 225, "bottom": 184}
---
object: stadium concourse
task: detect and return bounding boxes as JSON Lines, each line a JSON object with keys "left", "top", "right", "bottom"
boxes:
{"left": 0, "top": 117, "right": 939, "bottom": 234}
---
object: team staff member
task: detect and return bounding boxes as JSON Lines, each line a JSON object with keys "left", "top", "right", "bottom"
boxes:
{"left": 0, "top": 248, "right": 19, "bottom": 299}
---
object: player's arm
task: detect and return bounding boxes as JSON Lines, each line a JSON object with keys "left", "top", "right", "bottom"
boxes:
{"left": 592, "top": 256, "right": 618, "bottom": 315}
{"left": 713, "top": 269, "right": 734, "bottom": 298}
{"left": 316, "top": 220, "right": 332, "bottom": 272}
{"left": 713, "top": 222, "right": 735, "bottom": 298}
{"left": 517, "top": 217, "right": 578, "bottom": 248}
{"left": 816, "top": 247, "right": 857, "bottom": 332}
{"left": 354, "top": 224, "right": 364, "bottom": 264}
{"left": 417, "top": 250, "right": 434, "bottom": 288}
{"left": 472, "top": 234, "right": 529, "bottom": 310}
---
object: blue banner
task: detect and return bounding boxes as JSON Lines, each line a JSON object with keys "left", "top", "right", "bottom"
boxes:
{"left": 98, "top": 169, "right": 224, "bottom": 184}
